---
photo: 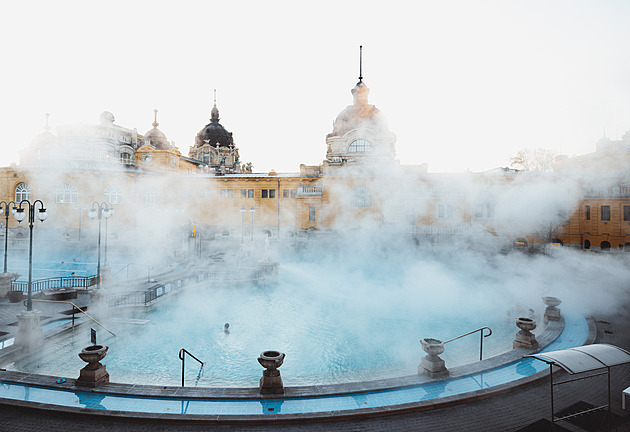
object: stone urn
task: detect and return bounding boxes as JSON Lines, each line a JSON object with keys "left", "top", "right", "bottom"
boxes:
{"left": 7, "top": 290, "right": 23, "bottom": 303}
{"left": 76, "top": 345, "right": 109, "bottom": 387}
{"left": 542, "top": 296, "right": 562, "bottom": 323}
{"left": 419, "top": 338, "right": 448, "bottom": 378}
{"left": 513, "top": 317, "right": 538, "bottom": 349}
{"left": 258, "top": 350, "right": 285, "bottom": 394}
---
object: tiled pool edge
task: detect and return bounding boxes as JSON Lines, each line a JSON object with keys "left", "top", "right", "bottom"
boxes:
{"left": 0, "top": 315, "right": 594, "bottom": 421}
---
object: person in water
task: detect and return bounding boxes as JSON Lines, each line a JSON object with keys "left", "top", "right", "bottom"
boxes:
{"left": 223, "top": 323, "right": 230, "bottom": 334}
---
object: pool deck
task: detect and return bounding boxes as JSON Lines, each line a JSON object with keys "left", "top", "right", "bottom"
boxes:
{"left": 0, "top": 297, "right": 628, "bottom": 431}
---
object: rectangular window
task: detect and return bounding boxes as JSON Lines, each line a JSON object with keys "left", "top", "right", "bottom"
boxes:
{"left": 585, "top": 205, "right": 590, "bottom": 220}
{"left": 308, "top": 206, "right": 316, "bottom": 222}
{"left": 436, "top": 203, "right": 454, "bottom": 219}
{"left": 200, "top": 189, "right": 212, "bottom": 199}
{"left": 601, "top": 205, "right": 610, "bottom": 221}
{"left": 180, "top": 190, "right": 192, "bottom": 199}
{"left": 220, "top": 189, "right": 233, "bottom": 198}
{"left": 283, "top": 189, "right": 297, "bottom": 198}
{"left": 624, "top": 206, "right": 630, "bottom": 221}
{"left": 262, "top": 189, "right": 276, "bottom": 199}
{"left": 241, "top": 189, "right": 254, "bottom": 198}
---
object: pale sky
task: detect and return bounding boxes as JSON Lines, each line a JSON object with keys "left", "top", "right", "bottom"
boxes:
{"left": 2, "top": 1, "right": 629, "bottom": 173}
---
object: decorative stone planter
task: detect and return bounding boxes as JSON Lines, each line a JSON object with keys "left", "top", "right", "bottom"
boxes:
{"left": 513, "top": 317, "right": 538, "bottom": 349}
{"left": 542, "top": 296, "right": 562, "bottom": 323}
{"left": 258, "top": 350, "right": 285, "bottom": 394}
{"left": 7, "top": 290, "right": 23, "bottom": 303}
{"left": 76, "top": 345, "right": 109, "bottom": 387}
{"left": 419, "top": 338, "right": 448, "bottom": 378}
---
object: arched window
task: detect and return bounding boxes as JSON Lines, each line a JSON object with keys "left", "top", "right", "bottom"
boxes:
{"left": 584, "top": 239, "right": 591, "bottom": 249}
{"left": 56, "top": 183, "right": 78, "bottom": 204}
{"left": 601, "top": 241, "right": 611, "bottom": 251}
{"left": 351, "top": 186, "right": 371, "bottom": 207}
{"left": 15, "top": 183, "right": 30, "bottom": 203}
{"left": 104, "top": 185, "right": 124, "bottom": 205}
{"left": 348, "top": 139, "right": 373, "bottom": 153}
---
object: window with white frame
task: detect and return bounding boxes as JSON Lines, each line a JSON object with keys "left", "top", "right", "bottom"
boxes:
{"left": 56, "top": 183, "right": 78, "bottom": 204}
{"left": 348, "top": 139, "right": 373, "bottom": 153}
{"left": 241, "top": 189, "right": 254, "bottom": 198}
{"left": 474, "top": 202, "right": 495, "bottom": 219}
{"left": 200, "top": 189, "right": 212, "bottom": 199}
{"left": 15, "top": 182, "right": 30, "bottom": 203}
{"left": 436, "top": 203, "right": 454, "bottom": 219}
{"left": 120, "top": 153, "right": 133, "bottom": 165}
{"left": 220, "top": 189, "right": 233, "bottom": 198}
{"left": 351, "top": 186, "right": 371, "bottom": 207}
{"left": 144, "top": 190, "right": 156, "bottom": 205}
{"left": 104, "top": 185, "right": 124, "bottom": 205}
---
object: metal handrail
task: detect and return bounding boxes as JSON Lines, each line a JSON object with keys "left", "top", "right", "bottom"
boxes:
{"left": 12, "top": 275, "right": 96, "bottom": 292}
{"left": 443, "top": 326, "right": 492, "bottom": 361}
{"left": 179, "top": 348, "right": 204, "bottom": 387}
{"left": 28, "top": 299, "right": 116, "bottom": 337}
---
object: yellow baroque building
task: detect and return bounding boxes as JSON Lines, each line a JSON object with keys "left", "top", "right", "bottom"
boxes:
{"left": 2, "top": 77, "right": 630, "bottom": 254}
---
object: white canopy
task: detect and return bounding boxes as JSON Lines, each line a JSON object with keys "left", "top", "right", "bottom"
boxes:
{"left": 526, "top": 344, "right": 630, "bottom": 374}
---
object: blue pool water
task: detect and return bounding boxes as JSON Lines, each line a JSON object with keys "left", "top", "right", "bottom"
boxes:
{"left": 8, "top": 259, "right": 525, "bottom": 387}
{"left": 0, "top": 312, "right": 588, "bottom": 416}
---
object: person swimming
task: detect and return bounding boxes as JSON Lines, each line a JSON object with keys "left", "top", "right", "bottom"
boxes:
{"left": 223, "top": 323, "right": 230, "bottom": 334}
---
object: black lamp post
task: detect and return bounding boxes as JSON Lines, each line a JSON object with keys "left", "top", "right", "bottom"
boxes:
{"left": 88, "top": 202, "right": 112, "bottom": 290}
{"left": 0, "top": 201, "right": 17, "bottom": 273}
{"left": 240, "top": 207, "right": 246, "bottom": 244}
{"left": 14, "top": 200, "right": 48, "bottom": 311}
{"left": 250, "top": 206, "right": 255, "bottom": 241}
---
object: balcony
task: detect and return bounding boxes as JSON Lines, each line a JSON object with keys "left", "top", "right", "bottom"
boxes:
{"left": 297, "top": 186, "right": 323, "bottom": 197}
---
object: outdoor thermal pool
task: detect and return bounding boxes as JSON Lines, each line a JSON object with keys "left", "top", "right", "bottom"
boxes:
{"left": 5, "top": 254, "right": 544, "bottom": 388}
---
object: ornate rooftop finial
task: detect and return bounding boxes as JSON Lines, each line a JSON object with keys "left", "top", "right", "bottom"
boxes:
{"left": 359, "top": 45, "right": 363, "bottom": 82}
{"left": 44, "top": 113, "right": 50, "bottom": 131}
{"left": 152, "top": 109, "right": 159, "bottom": 129}
{"left": 211, "top": 89, "right": 220, "bottom": 123}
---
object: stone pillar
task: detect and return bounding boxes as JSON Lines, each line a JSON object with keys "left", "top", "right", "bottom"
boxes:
{"left": 0, "top": 273, "right": 13, "bottom": 298}
{"left": 258, "top": 351, "right": 285, "bottom": 394}
{"left": 513, "top": 317, "right": 538, "bottom": 349}
{"left": 76, "top": 345, "right": 109, "bottom": 387}
{"left": 15, "top": 309, "right": 44, "bottom": 350}
{"left": 542, "top": 296, "right": 562, "bottom": 324}
{"left": 419, "top": 338, "right": 448, "bottom": 378}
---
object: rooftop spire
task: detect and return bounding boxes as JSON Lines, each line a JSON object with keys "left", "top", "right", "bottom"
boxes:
{"left": 210, "top": 89, "right": 220, "bottom": 123}
{"left": 358, "top": 45, "right": 363, "bottom": 82}
{"left": 152, "top": 108, "right": 159, "bottom": 128}
{"left": 44, "top": 113, "right": 50, "bottom": 131}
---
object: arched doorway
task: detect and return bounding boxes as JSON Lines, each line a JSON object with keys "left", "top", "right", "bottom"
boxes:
{"left": 600, "top": 241, "right": 611, "bottom": 251}
{"left": 584, "top": 240, "right": 591, "bottom": 249}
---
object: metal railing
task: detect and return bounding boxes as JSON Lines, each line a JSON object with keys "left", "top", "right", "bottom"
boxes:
{"left": 179, "top": 348, "right": 204, "bottom": 387}
{"left": 28, "top": 298, "right": 116, "bottom": 337}
{"left": 12, "top": 275, "right": 96, "bottom": 292}
{"left": 443, "top": 326, "right": 492, "bottom": 361}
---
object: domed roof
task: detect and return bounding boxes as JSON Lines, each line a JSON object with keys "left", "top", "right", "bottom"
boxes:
{"left": 99, "top": 111, "right": 115, "bottom": 124}
{"left": 331, "top": 80, "right": 389, "bottom": 136}
{"left": 194, "top": 100, "right": 234, "bottom": 148}
{"left": 143, "top": 109, "right": 171, "bottom": 150}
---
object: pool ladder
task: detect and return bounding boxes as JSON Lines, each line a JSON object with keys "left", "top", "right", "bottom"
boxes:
{"left": 179, "top": 348, "right": 204, "bottom": 387}
{"left": 443, "top": 326, "right": 492, "bottom": 361}
{"left": 28, "top": 298, "right": 116, "bottom": 337}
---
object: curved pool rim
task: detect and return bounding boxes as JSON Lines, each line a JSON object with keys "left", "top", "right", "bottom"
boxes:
{"left": 0, "top": 311, "right": 593, "bottom": 421}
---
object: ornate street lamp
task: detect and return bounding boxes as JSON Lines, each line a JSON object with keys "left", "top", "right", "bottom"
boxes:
{"left": 0, "top": 201, "right": 17, "bottom": 273}
{"left": 88, "top": 202, "right": 113, "bottom": 290}
{"left": 240, "top": 207, "right": 246, "bottom": 244}
{"left": 14, "top": 200, "right": 48, "bottom": 311}
{"left": 250, "top": 206, "right": 255, "bottom": 241}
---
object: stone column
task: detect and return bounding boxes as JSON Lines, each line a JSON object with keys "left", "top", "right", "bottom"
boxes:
{"left": 15, "top": 309, "right": 44, "bottom": 350}
{"left": 0, "top": 273, "right": 13, "bottom": 297}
